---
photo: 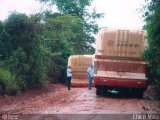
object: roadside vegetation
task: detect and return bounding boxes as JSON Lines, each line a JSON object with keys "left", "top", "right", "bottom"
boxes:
{"left": 142, "top": 0, "right": 160, "bottom": 89}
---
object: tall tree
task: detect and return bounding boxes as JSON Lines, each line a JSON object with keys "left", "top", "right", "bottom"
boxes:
{"left": 4, "top": 12, "right": 50, "bottom": 88}
{"left": 39, "top": 0, "right": 104, "bottom": 54}
{"left": 0, "top": 21, "right": 12, "bottom": 60}
{"left": 142, "top": 0, "right": 160, "bottom": 87}
{"left": 5, "top": 12, "right": 37, "bottom": 56}
{"left": 43, "top": 13, "right": 79, "bottom": 82}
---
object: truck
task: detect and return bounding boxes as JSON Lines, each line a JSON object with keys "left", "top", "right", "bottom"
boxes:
{"left": 68, "top": 55, "right": 93, "bottom": 87}
{"left": 94, "top": 28, "right": 148, "bottom": 97}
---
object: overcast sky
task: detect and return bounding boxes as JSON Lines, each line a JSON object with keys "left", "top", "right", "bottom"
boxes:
{"left": 0, "top": 0, "right": 145, "bottom": 29}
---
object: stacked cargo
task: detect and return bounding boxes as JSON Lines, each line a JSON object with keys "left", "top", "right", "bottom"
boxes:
{"left": 95, "top": 29, "right": 146, "bottom": 58}
{"left": 68, "top": 55, "right": 93, "bottom": 87}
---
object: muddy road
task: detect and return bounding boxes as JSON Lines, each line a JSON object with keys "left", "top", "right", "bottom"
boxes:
{"left": 0, "top": 84, "right": 160, "bottom": 116}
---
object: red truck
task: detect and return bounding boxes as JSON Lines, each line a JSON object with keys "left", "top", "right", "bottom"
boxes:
{"left": 94, "top": 28, "right": 148, "bottom": 97}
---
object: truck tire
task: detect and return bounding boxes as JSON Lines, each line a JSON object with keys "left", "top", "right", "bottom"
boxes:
{"left": 137, "top": 90, "right": 143, "bottom": 98}
{"left": 133, "top": 89, "right": 144, "bottom": 98}
{"left": 96, "top": 87, "right": 102, "bottom": 95}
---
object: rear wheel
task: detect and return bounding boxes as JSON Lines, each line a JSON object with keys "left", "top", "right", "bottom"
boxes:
{"left": 133, "top": 89, "right": 144, "bottom": 98}
{"left": 96, "top": 87, "right": 102, "bottom": 95}
{"left": 137, "top": 90, "right": 144, "bottom": 98}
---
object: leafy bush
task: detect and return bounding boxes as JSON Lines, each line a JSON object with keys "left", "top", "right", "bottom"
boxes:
{"left": 4, "top": 13, "right": 50, "bottom": 89}
{"left": 27, "top": 43, "right": 50, "bottom": 88}
{"left": 0, "top": 68, "right": 18, "bottom": 94}
{"left": 7, "top": 48, "right": 28, "bottom": 89}
{"left": 142, "top": 0, "right": 160, "bottom": 88}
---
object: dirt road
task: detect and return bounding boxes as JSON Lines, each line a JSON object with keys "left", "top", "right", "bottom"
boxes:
{"left": 0, "top": 84, "right": 160, "bottom": 119}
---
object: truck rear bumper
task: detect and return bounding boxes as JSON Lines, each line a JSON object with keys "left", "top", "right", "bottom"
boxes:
{"left": 94, "top": 76, "right": 148, "bottom": 90}
{"left": 71, "top": 79, "right": 95, "bottom": 87}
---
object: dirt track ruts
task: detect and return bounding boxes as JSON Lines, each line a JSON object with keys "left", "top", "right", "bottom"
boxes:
{"left": 0, "top": 84, "right": 160, "bottom": 115}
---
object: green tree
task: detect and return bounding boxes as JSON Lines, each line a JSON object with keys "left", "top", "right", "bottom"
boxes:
{"left": 39, "top": 0, "right": 104, "bottom": 54}
{"left": 43, "top": 13, "right": 77, "bottom": 82}
{"left": 0, "top": 21, "right": 12, "bottom": 60}
{"left": 7, "top": 47, "right": 28, "bottom": 89}
{"left": 4, "top": 12, "right": 50, "bottom": 89}
{"left": 5, "top": 12, "right": 37, "bottom": 56}
{"left": 142, "top": 0, "right": 160, "bottom": 88}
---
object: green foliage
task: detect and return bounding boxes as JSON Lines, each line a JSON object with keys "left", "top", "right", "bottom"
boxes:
{"left": 142, "top": 0, "right": 160, "bottom": 88}
{"left": 0, "top": 68, "right": 18, "bottom": 94}
{"left": 27, "top": 37, "right": 51, "bottom": 87}
{"left": 44, "top": 14, "right": 75, "bottom": 82}
{"left": 1, "top": 13, "right": 50, "bottom": 89}
{"left": 39, "top": 0, "right": 104, "bottom": 54}
{"left": 7, "top": 47, "right": 28, "bottom": 89}
{"left": 5, "top": 12, "right": 37, "bottom": 55}
{"left": 50, "top": 0, "right": 92, "bottom": 17}
{"left": 45, "top": 14, "right": 83, "bottom": 53}
{"left": 0, "top": 22, "right": 12, "bottom": 60}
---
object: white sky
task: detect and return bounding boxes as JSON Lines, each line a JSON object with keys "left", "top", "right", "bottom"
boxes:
{"left": 0, "top": 0, "right": 145, "bottom": 30}
{"left": 93, "top": 0, "right": 145, "bottom": 29}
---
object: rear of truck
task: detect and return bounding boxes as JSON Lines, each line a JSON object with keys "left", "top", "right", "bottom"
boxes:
{"left": 94, "top": 29, "right": 148, "bottom": 97}
{"left": 68, "top": 55, "right": 93, "bottom": 87}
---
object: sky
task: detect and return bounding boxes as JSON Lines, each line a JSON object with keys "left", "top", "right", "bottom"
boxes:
{"left": 0, "top": 0, "right": 145, "bottom": 30}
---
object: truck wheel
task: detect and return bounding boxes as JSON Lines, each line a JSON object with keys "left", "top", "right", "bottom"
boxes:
{"left": 96, "top": 87, "right": 102, "bottom": 95}
{"left": 133, "top": 89, "right": 143, "bottom": 98}
{"left": 137, "top": 90, "right": 143, "bottom": 98}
